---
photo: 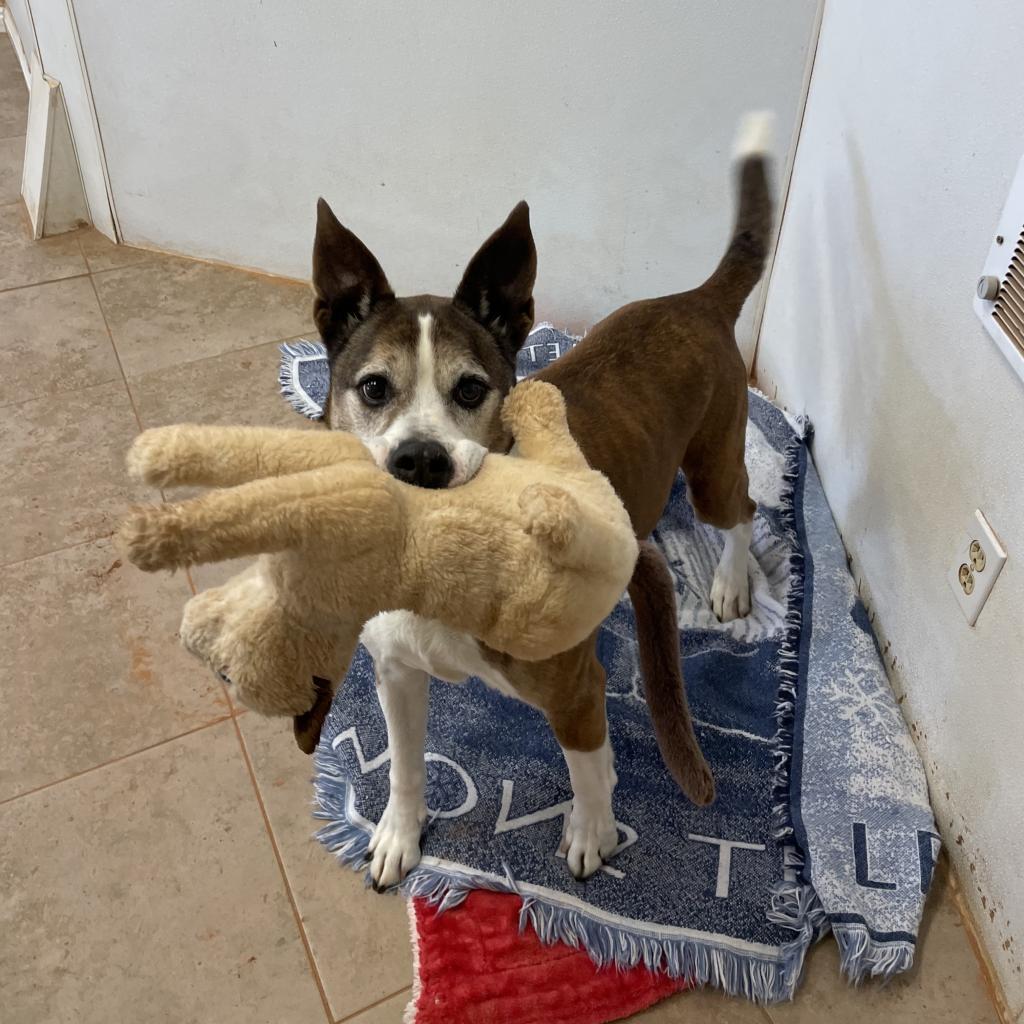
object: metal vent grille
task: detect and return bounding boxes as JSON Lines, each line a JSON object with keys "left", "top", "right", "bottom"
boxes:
{"left": 993, "top": 227, "right": 1024, "bottom": 356}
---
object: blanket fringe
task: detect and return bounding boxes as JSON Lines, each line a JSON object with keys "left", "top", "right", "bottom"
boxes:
{"left": 764, "top": 409, "right": 914, "bottom": 985}
{"left": 278, "top": 339, "right": 327, "bottom": 420}
{"left": 770, "top": 412, "right": 812, "bottom": 850}
{"left": 313, "top": 748, "right": 805, "bottom": 1005}
{"left": 833, "top": 923, "right": 915, "bottom": 981}
{"left": 762, "top": 409, "right": 830, "bottom": 992}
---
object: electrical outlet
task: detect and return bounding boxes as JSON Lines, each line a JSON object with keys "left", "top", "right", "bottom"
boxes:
{"left": 946, "top": 510, "right": 1007, "bottom": 626}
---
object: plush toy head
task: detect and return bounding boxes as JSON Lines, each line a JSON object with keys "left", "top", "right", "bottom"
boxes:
{"left": 121, "top": 381, "right": 638, "bottom": 752}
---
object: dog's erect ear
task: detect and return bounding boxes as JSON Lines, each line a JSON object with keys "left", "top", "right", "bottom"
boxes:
{"left": 453, "top": 201, "right": 537, "bottom": 363}
{"left": 312, "top": 198, "right": 394, "bottom": 356}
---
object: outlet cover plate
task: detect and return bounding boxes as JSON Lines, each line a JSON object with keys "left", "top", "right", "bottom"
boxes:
{"left": 946, "top": 509, "right": 1007, "bottom": 626}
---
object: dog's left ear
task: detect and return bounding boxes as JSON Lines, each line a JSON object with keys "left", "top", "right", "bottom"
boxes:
{"left": 454, "top": 201, "right": 537, "bottom": 363}
{"left": 312, "top": 198, "right": 395, "bottom": 358}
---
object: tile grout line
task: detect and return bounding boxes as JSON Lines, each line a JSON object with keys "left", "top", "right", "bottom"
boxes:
{"left": 84, "top": 246, "right": 146, "bottom": 434}
{"left": 0, "top": 714, "right": 235, "bottom": 808}
{"left": 0, "top": 271, "right": 91, "bottom": 296}
{"left": 0, "top": 531, "right": 115, "bottom": 571}
{"left": 334, "top": 985, "right": 413, "bottom": 1023}
{"left": 0, "top": 373, "right": 129, "bottom": 414}
{"left": 0, "top": 253, "right": 158, "bottom": 299}
{"left": 228, "top": 713, "right": 336, "bottom": 1024}
{"left": 112, "top": 327, "right": 318, "bottom": 388}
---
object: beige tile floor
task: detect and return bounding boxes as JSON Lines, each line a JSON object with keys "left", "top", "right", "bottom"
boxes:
{"left": 0, "top": 32, "right": 1005, "bottom": 1024}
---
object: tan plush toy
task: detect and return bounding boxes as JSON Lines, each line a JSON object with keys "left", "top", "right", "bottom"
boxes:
{"left": 120, "top": 381, "right": 638, "bottom": 751}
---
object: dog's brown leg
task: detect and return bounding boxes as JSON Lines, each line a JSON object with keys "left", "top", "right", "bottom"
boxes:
{"left": 494, "top": 641, "right": 618, "bottom": 879}
{"left": 682, "top": 385, "right": 756, "bottom": 621}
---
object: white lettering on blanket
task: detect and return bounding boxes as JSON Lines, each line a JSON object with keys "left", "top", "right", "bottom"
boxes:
{"left": 494, "top": 779, "right": 638, "bottom": 879}
{"left": 688, "top": 833, "right": 768, "bottom": 898}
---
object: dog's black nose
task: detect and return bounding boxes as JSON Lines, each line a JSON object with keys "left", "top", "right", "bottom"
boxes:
{"left": 388, "top": 439, "right": 454, "bottom": 489}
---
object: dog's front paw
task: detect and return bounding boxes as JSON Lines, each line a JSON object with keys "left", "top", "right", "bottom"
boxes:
{"left": 119, "top": 505, "right": 186, "bottom": 572}
{"left": 367, "top": 795, "right": 427, "bottom": 891}
{"left": 560, "top": 802, "right": 619, "bottom": 880}
{"left": 710, "top": 560, "right": 751, "bottom": 622}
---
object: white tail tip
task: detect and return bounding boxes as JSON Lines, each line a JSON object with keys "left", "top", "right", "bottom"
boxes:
{"left": 733, "top": 110, "right": 775, "bottom": 161}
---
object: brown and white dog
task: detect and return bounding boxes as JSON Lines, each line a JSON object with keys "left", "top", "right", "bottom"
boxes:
{"left": 311, "top": 112, "right": 774, "bottom": 888}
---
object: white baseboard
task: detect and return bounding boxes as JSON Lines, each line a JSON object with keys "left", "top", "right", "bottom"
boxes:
{"left": 2, "top": 5, "right": 32, "bottom": 85}
{"left": 22, "top": 60, "right": 88, "bottom": 238}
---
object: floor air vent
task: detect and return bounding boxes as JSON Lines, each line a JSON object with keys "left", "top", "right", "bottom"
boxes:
{"left": 975, "top": 155, "right": 1024, "bottom": 384}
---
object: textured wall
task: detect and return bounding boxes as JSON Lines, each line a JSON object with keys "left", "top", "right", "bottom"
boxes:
{"left": 756, "top": 2, "right": 1024, "bottom": 1010}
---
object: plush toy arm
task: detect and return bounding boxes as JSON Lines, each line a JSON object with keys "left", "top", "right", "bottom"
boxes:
{"left": 127, "top": 425, "right": 372, "bottom": 489}
{"left": 121, "top": 463, "right": 390, "bottom": 571}
{"left": 500, "top": 380, "right": 591, "bottom": 472}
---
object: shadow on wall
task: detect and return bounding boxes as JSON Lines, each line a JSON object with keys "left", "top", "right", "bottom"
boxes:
{"left": 810, "top": 139, "right": 959, "bottom": 626}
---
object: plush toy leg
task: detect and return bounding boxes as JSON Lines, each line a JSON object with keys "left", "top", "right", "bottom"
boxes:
{"left": 501, "top": 380, "right": 591, "bottom": 472}
{"left": 122, "top": 462, "right": 388, "bottom": 572}
{"left": 179, "top": 566, "right": 356, "bottom": 725}
{"left": 127, "top": 425, "right": 371, "bottom": 489}
{"left": 180, "top": 572, "right": 321, "bottom": 717}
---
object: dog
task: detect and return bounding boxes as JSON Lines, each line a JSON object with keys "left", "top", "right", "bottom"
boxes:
{"left": 310, "top": 111, "right": 774, "bottom": 888}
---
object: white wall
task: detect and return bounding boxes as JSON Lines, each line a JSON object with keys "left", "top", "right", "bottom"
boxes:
{"left": 755, "top": 1, "right": 1024, "bottom": 1012}
{"left": 70, "top": 0, "right": 819, "bottom": 360}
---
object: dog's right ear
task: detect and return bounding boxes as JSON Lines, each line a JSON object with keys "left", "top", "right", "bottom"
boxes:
{"left": 312, "top": 198, "right": 394, "bottom": 357}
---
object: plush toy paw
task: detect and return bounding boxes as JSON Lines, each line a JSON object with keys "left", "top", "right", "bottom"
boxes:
{"left": 126, "top": 427, "right": 185, "bottom": 488}
{"left": 520, "top": 483, "right": 578, "bottom": 551}
{"left": 120, "top": 505, "right": 187, "bottom": 572}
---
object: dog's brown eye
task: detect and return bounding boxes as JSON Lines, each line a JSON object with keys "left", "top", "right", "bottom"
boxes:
{"left": 358, "top": 375, "right": 391, "bottom": 406}
{"left": 453, "top": 376, "right": 489, "bottom": 409}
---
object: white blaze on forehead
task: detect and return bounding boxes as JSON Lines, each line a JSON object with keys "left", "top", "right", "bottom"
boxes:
{"left": 416, "top": 313, "right": 435, "bottom": 390}
{"left": 379, "top": 312, "right": 452, "bottom": 444}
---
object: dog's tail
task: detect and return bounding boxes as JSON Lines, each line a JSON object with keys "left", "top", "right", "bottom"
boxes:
{"left": 702, "top": 110, "right": 775, "bottom": 321}
{"left": 628, "top": 541, "right": 715, "bottom": 805}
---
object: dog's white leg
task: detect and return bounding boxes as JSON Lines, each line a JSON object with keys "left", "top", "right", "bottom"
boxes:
{"left": 366, "top": 657, "right": 428, "bottom": 889}
{"left": 363, "top": 620, "right": 430, "bottom": 890}
{"left": 559, "top": 736, "right": 619, "bottom": 879}
{"left": 711, "top": 520, "right": 753, "bottom": 621}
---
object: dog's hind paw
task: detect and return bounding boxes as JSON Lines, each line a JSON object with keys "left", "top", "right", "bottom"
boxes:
{"left": 710, "top": 564, "right": 751, "bottom": 622}
{"left": 560, "top": 804, "right": 619, "bottom": 881}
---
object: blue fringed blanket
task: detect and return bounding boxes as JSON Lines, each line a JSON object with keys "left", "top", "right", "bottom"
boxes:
{"left": 281, "top": 327, "right": 939, "bottom": 1003}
